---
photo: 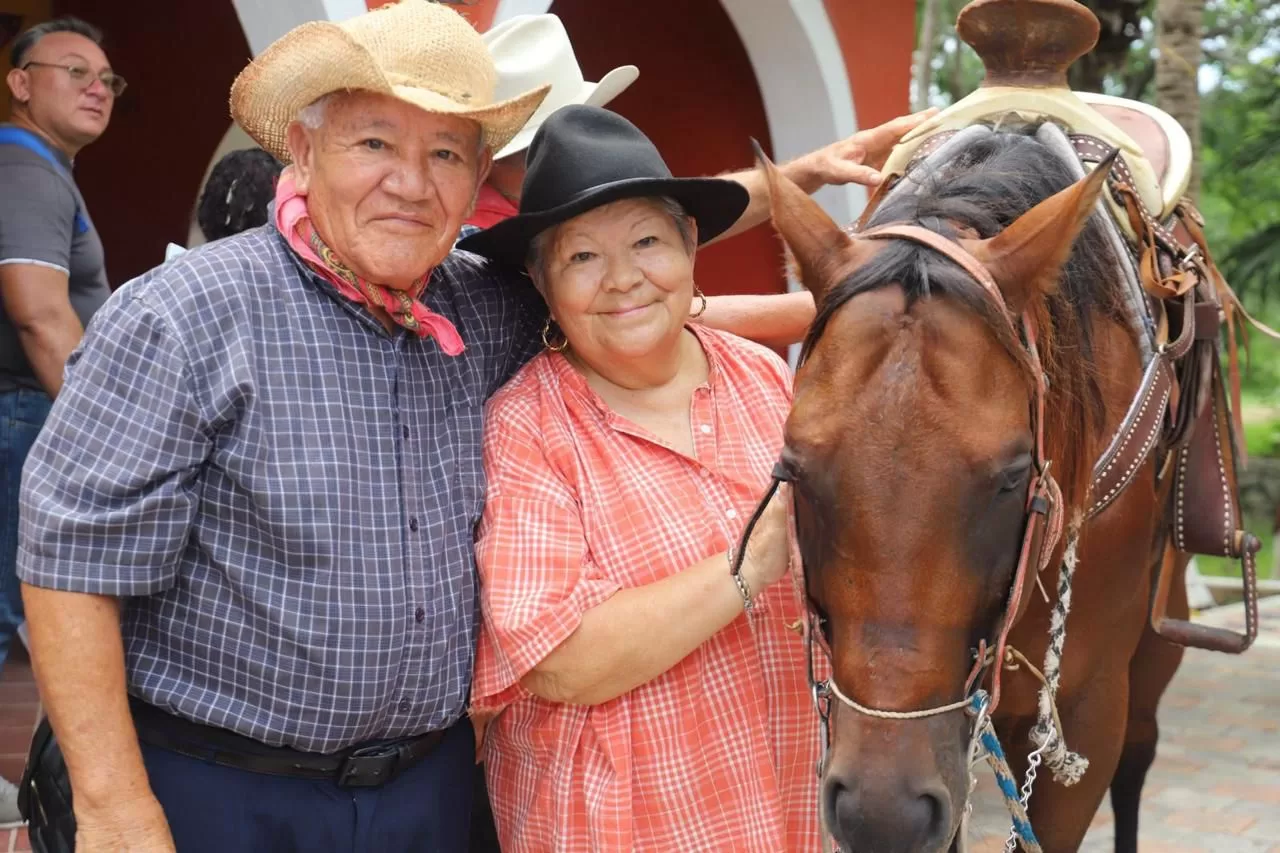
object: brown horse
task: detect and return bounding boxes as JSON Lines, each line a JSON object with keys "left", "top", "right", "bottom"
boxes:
{"left": 757, "top": 127, "right": 1188, "bottom": 853}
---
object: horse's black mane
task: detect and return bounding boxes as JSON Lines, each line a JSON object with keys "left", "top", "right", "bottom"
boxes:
{"left": 802, "top": 124, "right": 1130, "bottom": 502}
{"left": 805, "top": 125, "right": 1123, "bottom": 359}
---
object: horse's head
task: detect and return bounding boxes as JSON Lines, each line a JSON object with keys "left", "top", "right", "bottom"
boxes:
{"left": 758, "top": 134, "right": 1113, "bottom": 853}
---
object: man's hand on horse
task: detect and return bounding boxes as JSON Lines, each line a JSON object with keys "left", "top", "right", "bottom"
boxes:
{"left": 789, "top": 108, "right": 939, "bottom": 192}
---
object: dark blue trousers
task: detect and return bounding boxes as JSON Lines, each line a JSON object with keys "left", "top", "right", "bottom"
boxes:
{"left": 141, "top": 722, "right": 474, "bottom": 853}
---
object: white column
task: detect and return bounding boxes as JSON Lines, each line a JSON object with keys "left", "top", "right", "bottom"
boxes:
{"left": 720, "top": 0, "right": 863, "bottom": 229}
{"left": 231, "top": 0, "right": 369, "bottom": 57}
{"left": 718, "top": 0, "right": 861, "bottom": 366}
{"left": 492, "top": 0, "right": 554, "bottom": 24}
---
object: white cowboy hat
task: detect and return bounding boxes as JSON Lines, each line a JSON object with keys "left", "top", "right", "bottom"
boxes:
{"left": 230, "top": 0, "right": 549, "bottom": 164}
{"left": 484, "top": 14, "right": 639, "bottom": 160}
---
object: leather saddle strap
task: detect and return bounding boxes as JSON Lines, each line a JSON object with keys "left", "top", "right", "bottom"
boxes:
{"left": 1177, "top": 199, "right": 1280, "bottom": 342}
{"left": 1164, "top": 287, "right": 1200, "bottom": 361}
{"left": 1114, "top": 186, "right": 1196, "bottom": 303}
{"left": 1070, "top": 134, "right": 1184, "bottom": 253}
{"left": 1086, "top": 354, "right": 1174, "bottom": 519}
{"left": 1173, "top": 357, "right": 1243, "bottom": 558}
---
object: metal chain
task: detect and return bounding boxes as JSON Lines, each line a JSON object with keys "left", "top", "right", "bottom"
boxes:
{"left": 1003, "top": 738, "right": 1049, "bottom": 852}
{"left": 963, "top": 693, "right": 992, "bottom": 821}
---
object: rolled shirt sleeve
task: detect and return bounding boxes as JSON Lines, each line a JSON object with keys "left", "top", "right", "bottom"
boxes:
{"left": 0, "top": 162, "right": 77, "bottom": 272}
{"left": 471, "top": 400, "right": 621, "bottom": 712}
{"left": 17, "top": 288, "right": 212, "bottom": 596}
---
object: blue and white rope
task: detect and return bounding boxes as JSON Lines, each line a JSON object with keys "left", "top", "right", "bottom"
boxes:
{"left": 969, "top": 692, "right": 1044, "bottom": 853}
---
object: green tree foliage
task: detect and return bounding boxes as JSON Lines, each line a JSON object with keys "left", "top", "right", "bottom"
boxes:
{"left": 914, "top": 0, "right": 1280, "bottom": 398}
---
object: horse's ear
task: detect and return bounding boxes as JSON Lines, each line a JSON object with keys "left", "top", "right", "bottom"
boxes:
{"left": 962, "top": 149, "right": 1117, "bottom": 314}
{"left": 753, "top": 139, "right": 873, "bottom": 305}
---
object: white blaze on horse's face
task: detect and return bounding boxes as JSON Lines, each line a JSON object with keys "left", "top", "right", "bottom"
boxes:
{"left": 756, "top": 143, "right": 1113, "bottom": 853}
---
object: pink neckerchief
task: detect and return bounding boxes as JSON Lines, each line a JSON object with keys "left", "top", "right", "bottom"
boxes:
{"left": 274, "top": 168, "right": 465, "bottom": 355}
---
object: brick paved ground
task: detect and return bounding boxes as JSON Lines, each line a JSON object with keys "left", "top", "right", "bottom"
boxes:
{"left": 968, "top": 593, "right": 1280, "bottom": 852}
{"left": 0, "top": 642, "right": 36, "bottom": 853}
{"left": 0, "top": 597, "right": 1276, "bottom": 852}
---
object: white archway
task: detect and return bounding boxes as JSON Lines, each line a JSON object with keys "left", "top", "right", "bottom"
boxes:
{"left": 719, "top": 0, "right": 864, "bottom": 223}
{"left": 231, "top": 0, "right": 367, "bottom": 57}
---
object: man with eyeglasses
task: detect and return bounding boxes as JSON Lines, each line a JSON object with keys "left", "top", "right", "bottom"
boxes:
{"left": 0, "top": 15, "right": 119, "bottom": 821}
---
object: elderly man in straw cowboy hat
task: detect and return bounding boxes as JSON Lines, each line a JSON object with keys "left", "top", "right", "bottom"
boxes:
{"left": 15, "top": 2, "right": 927, "bottom": 851}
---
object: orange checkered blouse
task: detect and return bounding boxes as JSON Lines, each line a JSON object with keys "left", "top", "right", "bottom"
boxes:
{"left": 472, "top": 326, "right": 821, "bottom": 852}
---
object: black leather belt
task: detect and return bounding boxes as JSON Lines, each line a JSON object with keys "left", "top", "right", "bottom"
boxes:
{"left": 129, "top": 697, "right": 448, "bottom": 788}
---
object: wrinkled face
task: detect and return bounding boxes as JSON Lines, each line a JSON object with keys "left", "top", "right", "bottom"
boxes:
{"left": 787, "top": 288, "right": 1034, "bottom": 853}
{"left": 533, "top": 197, "right": 697, "bottom": 367}
{"left": 7, "top": 32, "right": 115, "bottom": 147}
{"left": 288, "top": 91, "right": 490, "bottom": 288}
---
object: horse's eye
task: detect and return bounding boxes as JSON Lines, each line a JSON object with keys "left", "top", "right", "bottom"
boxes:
{"left": 996, "top": 461, "right": 1032, "bottom": 493}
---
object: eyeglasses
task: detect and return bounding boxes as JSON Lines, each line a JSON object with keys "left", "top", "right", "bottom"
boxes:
{"left": 22, "top": 61, "right": 127, "bottom": 97}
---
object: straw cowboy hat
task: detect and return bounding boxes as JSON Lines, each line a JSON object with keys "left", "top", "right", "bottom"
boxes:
{"left": 229, "top": 0, "right": 549, "bottom": 164}
{"left": 483, "top": 14, "right": 638, "bottom": 160}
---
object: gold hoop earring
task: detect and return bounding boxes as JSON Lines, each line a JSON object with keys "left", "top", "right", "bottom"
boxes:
{"left": 690, "top": 286, "right": 708, "bottom": 319}
{"left": 541, "top": 318, "right": 568, "bottom": 353}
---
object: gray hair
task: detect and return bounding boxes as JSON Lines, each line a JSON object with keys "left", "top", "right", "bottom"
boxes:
{"left": 296, "top": 93, "right": 335, "bottom": 130}
{"left": 526, "top": 196, "right": 695, "bottom": 288}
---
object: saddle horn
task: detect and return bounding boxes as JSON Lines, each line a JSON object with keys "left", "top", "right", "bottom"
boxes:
{"left": 957, "top": 0, "right": 1100, "bottom": 90}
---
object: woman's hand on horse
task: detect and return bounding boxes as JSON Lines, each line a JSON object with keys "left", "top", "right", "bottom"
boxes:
{"left": 741, "top": 484, "right": 794, "bottom": 592}
{"left": 786, "top": 107, "right": 939, "bottom": 193}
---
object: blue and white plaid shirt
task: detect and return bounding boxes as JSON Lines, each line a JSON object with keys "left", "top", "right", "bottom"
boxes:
{"left": 18, "top": 224, "right": 545, "bottom": 753}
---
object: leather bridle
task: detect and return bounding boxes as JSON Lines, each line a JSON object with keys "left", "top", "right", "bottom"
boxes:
{"left": 729, "top": 223, "right": 1066, "bottom": 749}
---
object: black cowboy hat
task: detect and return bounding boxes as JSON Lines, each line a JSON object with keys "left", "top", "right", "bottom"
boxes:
{"left": 458, "top": 105, "right": 749, "bottom": 268}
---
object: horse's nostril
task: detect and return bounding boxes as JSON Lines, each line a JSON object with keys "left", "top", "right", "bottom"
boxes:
{"left": 913, "top": 785, "right": 952, "bottom": 849}
{"left": 824, "top": 774, "right": 853, "bottom": 830}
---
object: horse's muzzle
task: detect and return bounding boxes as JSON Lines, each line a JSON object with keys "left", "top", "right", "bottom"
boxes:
{"left": 823, "top": 771, "right": 955, "bottom": 853}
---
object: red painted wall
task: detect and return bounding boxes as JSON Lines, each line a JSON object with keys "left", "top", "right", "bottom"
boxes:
{"left": 550, "top": 0, "right": 785, "bottom": 298}
{"left": 52, "top": 0, "right": 251, "bottom": 287}
{"left": 825, "top": 1, "right": 913, "bottom": 130}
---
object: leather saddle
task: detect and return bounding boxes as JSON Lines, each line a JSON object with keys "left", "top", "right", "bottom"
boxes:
{"left": 882, "top": 87, "right": 1191, "bottom": 241}
{"left": 877, "top": 0, "right": 1263, "bottom": 653}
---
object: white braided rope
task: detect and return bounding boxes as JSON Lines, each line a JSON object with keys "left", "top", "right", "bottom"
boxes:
{"left": 827, "top": 678, "right": 973, "bottom": 720}
{"left": 1029, "top": 526, "right": 1090, "bottom": 785}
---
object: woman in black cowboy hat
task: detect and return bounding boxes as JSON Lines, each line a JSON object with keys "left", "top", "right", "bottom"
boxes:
{"left": 458, "top": 105, "right": 818, "bottom": 852}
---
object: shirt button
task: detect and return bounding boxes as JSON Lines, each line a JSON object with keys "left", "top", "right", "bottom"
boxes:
{"left": 415, "top": 607, "right": 426, "bottom": 623}
{"left": 408, "top": 517, "right": 419, "bottom": 532}
{"left": 726, "top": 508, "right": 739, "bottom": 520}
{"left": 402, "top": 424, "right": 410, "bottom": 439}
{"left": 398, "top": 697, "right": 411, "bottom": 713}
{"left": 699, "top": 469, "right": 711, "bottom": 479}
{"left": 699, "top": 424, "right": 712, "bottom": 434}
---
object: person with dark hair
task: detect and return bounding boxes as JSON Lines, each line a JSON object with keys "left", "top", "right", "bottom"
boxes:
{"left": 196, "top": 148, "right": 283, "bottom": 242}
{"left": 8, "top": 16, "right": 103, "bottom": 69}
{"left": 0, "top": 14, "right": 119, "bottom": 823}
